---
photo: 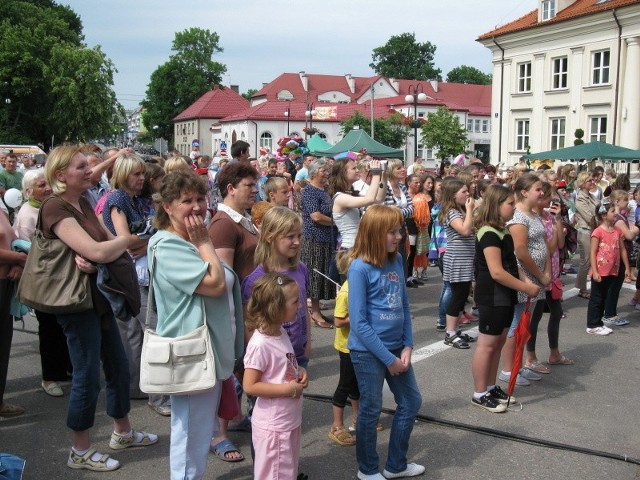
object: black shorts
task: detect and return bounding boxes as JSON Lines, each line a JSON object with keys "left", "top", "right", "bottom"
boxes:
{"left": 477, "top": 305, "right": 514, "bottom": 336}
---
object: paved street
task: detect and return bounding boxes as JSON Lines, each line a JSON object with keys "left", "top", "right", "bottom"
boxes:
{"left": 2, "top": 270, "right": 640, "bottom": 479}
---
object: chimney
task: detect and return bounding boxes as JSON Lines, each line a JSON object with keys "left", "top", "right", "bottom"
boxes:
{"left": 430, "top": 79, "right": 438, "bottom": 93}
{"left": 299, "top": 71, "right": 308, "bottom": 92}
{"left": 230, "top": 85, "right": 239, "bottom": 94}
{"left": 345, "top": 74, "right": 355, "bottom": 94}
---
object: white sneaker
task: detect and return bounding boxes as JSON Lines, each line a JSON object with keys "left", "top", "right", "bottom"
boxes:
{"left": 586, "top": 326, "right": 611, "bottom": 335}
{"left": 600, "top": 325, "right": 613, "bottom": 334}
{"left": 358, "top": 472, "right": 386, "bottom": 480}
{"left": 383, "top": 463, "right": 426, "bottom": 478}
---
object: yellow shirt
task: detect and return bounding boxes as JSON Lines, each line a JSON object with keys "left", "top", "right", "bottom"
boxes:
{"left": 333, "top": 281, "right": 350, "bottom": 353}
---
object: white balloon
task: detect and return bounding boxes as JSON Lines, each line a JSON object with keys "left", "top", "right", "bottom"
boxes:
{"left": 3, "top": 188, "right": 23, "bottom": 208}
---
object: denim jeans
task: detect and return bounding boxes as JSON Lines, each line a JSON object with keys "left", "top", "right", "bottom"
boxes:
{"left": 56, "top": 310, "right": 130, "bottom": 431}
{"left": 350, "top": 349, "right": 422, "bottom": 475}
{"left": 438, "top": 281, "right": 452, "bottom": 326}
{"left": 507, "top": 300, "right": 538, "bottom": 338}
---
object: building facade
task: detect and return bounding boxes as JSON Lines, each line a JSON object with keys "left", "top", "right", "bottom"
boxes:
{"left": 478, "top": 0, "right": 640, "bottom": 165}
{"left": 174, "top": 73, "right": 492, "bottom": 164}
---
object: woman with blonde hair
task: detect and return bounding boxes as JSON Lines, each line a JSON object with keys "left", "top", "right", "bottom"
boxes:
{"left": 102, "top": 152, "right": 170, "bottom": 414}
{"left": 43, "top": 145, "right": 157, "bottom": 472}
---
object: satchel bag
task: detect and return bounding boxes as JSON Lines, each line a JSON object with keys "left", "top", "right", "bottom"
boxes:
{"left": 17, "top": 198, "right": 92, "bottom": 314}
{"left": 139, "top": 243, "right": 216, "bottom": 395}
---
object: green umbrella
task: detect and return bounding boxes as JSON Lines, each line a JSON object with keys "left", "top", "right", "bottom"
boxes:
{"left": 523, "top": 141, "right": 640, "bottom": 162}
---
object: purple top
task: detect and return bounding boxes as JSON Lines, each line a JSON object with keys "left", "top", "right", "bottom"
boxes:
{"left": 242, "top": 262, "right": 310, "bottom": 365}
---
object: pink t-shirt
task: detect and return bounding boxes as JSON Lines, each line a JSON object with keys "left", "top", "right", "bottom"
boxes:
{"left": 592, "top": 226, "right": 622, "bottom": 277}
{"left": 244, "top": 327, "right": 303, "bottom": 431}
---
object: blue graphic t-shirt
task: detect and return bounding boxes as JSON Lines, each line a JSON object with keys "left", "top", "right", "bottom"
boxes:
{"left": 347, "top": 255, "right": 413, "bottom": 366}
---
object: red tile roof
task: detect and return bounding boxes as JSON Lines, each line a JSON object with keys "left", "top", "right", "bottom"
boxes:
{"left": 478, "top": 0, "right": 640, "bottom": 40}
{"left": 173, "top": 86, "right": 249, "bottom": 121}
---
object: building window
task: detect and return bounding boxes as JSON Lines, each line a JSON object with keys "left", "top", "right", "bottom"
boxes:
{"left": 589, "top": 116, "right": 607, "bottom": 142}
{"left": 552, "top": 57, "right": 568, "bottom": 89}
{"left": 474, "top": 119, "right": 481, "bottom": 132}
{"left": 467, "top": 119, "right": 473, "bottom": 131}
{"left": 515, "top": 119, "right": 530, "bottom": 151}
{"left": 424, "top": 148, "right": 434, "bottom": 160}
{"left": 542, "top": 0, "right": 556, "bottom": 20}
{"left": 592, "top": 50, "right": 610, "bottom": 85}
{"left": 518, "top": 62, "right": 532, "bottom": 93}
{"left": 550, "top": 118, "right": 566, "bottom": 150}
{"left": 259, "top": 132, "right": 273, "bottom": 151}
{"left": 482, "top": 120, "right": 489, "bottom": 133}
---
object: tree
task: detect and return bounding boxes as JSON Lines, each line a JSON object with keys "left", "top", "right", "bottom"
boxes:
{"left": 241, "top": 88, "right": 257, "bottom": 100}
{"left": 340, "top": 111, "right": 406, "bottom": 149}
{"left": 421, "top": 107, "right": 470, "bottom": 161}
{"left": 446, "top": 66, "right": 492, "bottom": 85}
{"left": 0, "top": 0, "right": 122, "bottom": 146}
{"left": 370, "top": 33, "right": 442, "bottom": 81}
{"left": 142, "top": 28, "right": 226, "bottom": 143}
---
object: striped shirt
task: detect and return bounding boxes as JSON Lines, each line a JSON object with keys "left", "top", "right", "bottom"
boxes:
{"left": 442, "top": 209, "right": 475, "bottom": 283}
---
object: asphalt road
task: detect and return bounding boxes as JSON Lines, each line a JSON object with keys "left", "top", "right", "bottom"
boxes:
{"left": 2, "top": 269, "right": 640, "bottom": 479}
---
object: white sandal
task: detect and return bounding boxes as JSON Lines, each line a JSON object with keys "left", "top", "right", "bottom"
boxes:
{"left": 67, "top": 448, "right": 120, "bottom": 471}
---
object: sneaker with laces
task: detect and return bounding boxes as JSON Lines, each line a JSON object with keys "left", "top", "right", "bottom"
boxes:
{"left": 472, "top": 393, "right": 507, "bottom": 413}
{"left": 498, "top": 371, "right": 530, "bottom": 386}
{"left": 519, "top": 367, "right": 542, "bottom": 381}
{"left": 602, "top": 315, "right": 629, "bottom": 326}
{"left": 586, "top": 326, "right": 611, "bottom": 335}
{"left": 382, "top": 463, "right": 426, "bottom": 478}
{"left": 488, "top": 386, "right": 516, "bottom": 405}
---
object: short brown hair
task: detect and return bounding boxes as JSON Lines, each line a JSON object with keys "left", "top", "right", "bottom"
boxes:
{"left": 153, "top": 170, "right": 208, "bottom": 230}
{"left": 217, "top": 162, "right": 258, "bottom": 199}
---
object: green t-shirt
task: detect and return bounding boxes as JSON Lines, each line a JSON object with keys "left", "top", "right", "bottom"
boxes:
{"left": 0, "top": 170, "right": 23, "bottom": 190}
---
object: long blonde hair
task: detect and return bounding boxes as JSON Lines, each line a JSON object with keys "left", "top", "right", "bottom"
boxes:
{"left": 254, "top": 207, "right": 303, "bottom": 271}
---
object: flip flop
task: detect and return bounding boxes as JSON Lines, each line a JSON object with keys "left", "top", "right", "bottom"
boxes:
{"left": 210, "top": 438, "right": 244, "bottom": 462}
{"left": 525, "top": 361, "right": 550, "bottom": 374}
{"left": 548, "top": 356, "right": 574, "bottom": 365}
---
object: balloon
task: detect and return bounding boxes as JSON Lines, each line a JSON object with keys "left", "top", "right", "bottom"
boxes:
{"left": 3, "top": 188, "right": 23, "bottom": 208}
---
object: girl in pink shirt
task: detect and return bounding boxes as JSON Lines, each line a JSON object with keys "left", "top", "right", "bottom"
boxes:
{"left": 243, "top": 273, "right": 309, "bottom": 479}
{"left": 586, "top": 200, "right": 628, "bottom": 335}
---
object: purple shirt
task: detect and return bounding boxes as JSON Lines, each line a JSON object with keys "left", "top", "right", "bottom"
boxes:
{"left": 241, "top": 262, "right": 310, "bottom": 365}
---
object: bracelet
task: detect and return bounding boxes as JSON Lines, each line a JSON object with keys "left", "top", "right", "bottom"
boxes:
{"left": 292, "top": 385, "right": 297, "bottom": 398}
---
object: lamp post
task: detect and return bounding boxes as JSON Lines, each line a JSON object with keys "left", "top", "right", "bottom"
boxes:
{"left": 305, "top": 103, "right": 316, "bottom": 138}
{"left": 405, "top": 84, "right": 427, "bottom": 161}
{"left": 284, "top": 103, "right": 291, "bottom": 136}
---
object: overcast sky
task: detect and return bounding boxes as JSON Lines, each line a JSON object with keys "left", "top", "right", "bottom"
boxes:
{"left": 60, "top": 0, "right": 536, "bottom": 110}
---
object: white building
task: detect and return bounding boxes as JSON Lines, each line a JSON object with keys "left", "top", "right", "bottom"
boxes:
{"left": 174, "top": 73, "right": 492, "bottom": 164}
{"left": 478, "top": 0, "right": 640, "bottom": 165}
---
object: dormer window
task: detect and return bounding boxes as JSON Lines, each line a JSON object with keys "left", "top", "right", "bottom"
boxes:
{"left": 542, "top": 0, "right": 556, "bottom": 20}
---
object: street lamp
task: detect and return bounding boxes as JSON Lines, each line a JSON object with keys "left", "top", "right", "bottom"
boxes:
{"left": 405, "top": 84, "right": 427, "bottom": 161}
{"left": 305, "top": 104, "right": 316, "bottom": 138}
{"left": 284, "top": 103, "right": 291, "bottom": 136}
{"left": 153, "top": 125, "right": 163, "bottom": 155}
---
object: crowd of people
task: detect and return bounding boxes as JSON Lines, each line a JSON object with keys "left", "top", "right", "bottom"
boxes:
{"left": 0, "top": 142, "right": 638, "bottom": 479}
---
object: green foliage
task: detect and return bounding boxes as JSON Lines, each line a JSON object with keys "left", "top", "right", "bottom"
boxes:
{"left": 142, "top": 28, "right": 227, "bottom": 143}
{"left": 340, "top": 111, "right": 406, "bottom": 149}
{"left": 0, "top": 0, "right": 121, "bottom": 146}
{"left": 421, "top": 106, "right": 470, "bottom": 160}
{"left": 242, "top": 88, "right": 258, "bottom": 100}
{"left": 370, "top": 33, "right": 442, "bottom": 81}
{"left": 574, "top": 128, "right": 585, "bottom": 145}
{"left": 446, "top": 66, "right": 492, "bottom": 85}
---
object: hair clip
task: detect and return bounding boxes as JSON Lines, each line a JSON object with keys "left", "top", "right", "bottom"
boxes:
{"left": 598, "top": 201, "right": 610, "bottom": 214}
{"left": 277, "top": 276, "right": 283, "bottom": 285}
